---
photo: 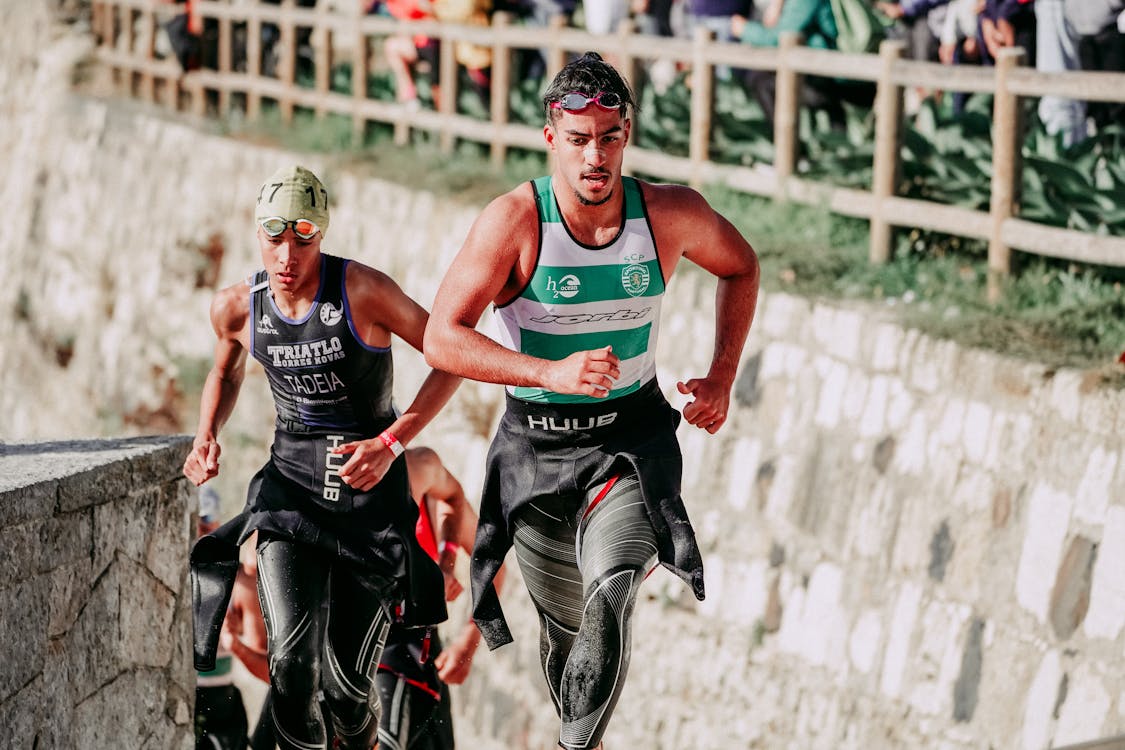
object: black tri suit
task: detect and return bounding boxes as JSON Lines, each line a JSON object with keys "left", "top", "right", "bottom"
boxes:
{"left": 190, "top": 254, "right": 446, "bottom": 750}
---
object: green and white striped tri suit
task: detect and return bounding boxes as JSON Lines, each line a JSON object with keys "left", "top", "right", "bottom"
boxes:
{"left": 495, "top": 175, "right": 665, "bottom": 404}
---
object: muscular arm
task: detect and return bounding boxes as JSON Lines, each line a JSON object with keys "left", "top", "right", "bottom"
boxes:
{"left": 183, "top": 284, "right": 250, "bottom": 486}
{"left": 406, "top": 447, "right": 506, "bottom": 684}
{"left": 423, "top": 187, "right": 621, "bottom": 397}
{"left": 335, "top": 265, "right": 461, "bottom": 491}
{"left": 648, "top": 185, "right": 760, "bottom": 433}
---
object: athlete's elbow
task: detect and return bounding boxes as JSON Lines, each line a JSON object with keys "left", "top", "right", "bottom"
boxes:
{"left": 422, "top": 323, "right": 452, "bottom": 370}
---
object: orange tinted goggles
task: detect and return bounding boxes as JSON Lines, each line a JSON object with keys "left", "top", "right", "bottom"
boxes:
{"left": 260, "top": 217, "right": 321, "bottom": 240}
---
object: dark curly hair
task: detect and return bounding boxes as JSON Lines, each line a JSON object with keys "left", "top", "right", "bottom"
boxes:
{"left": 542, "top": 51, "right": 638, "bottom": 124}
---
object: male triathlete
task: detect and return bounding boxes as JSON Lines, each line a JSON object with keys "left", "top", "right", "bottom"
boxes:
{"left": 185, "top": 164, "right": 459, "bottom": 750}
{"left": 423, "top": 52, "right": 759, "bottom": 750}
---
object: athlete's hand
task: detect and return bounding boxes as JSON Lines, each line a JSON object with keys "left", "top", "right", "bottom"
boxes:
{"left": 435, "top": 628, "right": 481, "bottom": 684}
{"left": 677, "top": 377, "right": 731, "bottom": 434}
{"left": 543, "top": 346, "right": 620, "bottom": 397}
{"left": 334, "top": 439, "right": 396, "bottom": 491}
{"left": 184, "top": 439, "right": 221, "bottom": 486}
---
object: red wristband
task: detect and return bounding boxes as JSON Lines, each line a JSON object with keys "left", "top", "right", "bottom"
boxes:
{"left": 378, "top": 429, "right": 405, "bottom": 457}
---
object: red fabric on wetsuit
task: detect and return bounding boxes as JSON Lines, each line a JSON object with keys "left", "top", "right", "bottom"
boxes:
{"left": 415, "top": 494, "right": 440, "bottom": 562}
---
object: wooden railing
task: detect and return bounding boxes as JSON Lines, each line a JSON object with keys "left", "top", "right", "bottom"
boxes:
{"left": 90, "top": 0, "right": 1125, "bottom": 297}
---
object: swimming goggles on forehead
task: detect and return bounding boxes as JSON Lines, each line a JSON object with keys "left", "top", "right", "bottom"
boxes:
{"left": 259, "top": 216, "right": 321, "bottom": 240}
{"left": 550, "top": 91, "right": 623, "bottom": 113}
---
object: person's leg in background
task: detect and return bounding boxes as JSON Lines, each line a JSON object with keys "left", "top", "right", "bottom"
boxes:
{"left": 1035, "top": 0, "right": 1087, "bottom": 146}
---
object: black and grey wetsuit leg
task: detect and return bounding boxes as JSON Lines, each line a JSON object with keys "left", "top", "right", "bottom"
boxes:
{"left": 256, "top": 535, "right": 394, "bottom": 750}
{"left": 511, "top": 471, "right": 658, "bottom": 750}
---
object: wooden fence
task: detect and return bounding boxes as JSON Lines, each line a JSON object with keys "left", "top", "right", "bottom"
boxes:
{"left": 90, "top": 0, "right": 1125, "bottom": 297}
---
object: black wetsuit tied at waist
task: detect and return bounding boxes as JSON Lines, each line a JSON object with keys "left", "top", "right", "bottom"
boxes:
{"left": 469, "top": 378, "right": 705, "bottom": 650}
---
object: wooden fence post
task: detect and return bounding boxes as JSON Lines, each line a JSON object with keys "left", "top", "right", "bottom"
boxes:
{"left": 119, "top": 3, "right": 134, "bottom": 92}
{"left": 439, "top": 33, "right": 458, "bottom": 153}
{"left": 247, "top": 10, "right": 262, "bottom": 120}
{"left": 616, "top": 18, "right": 639, "bottom": 176}
{"left": 314, "top": 3, "right": 332, "bottom": 120}
{"left": 546, "top": 15, "right": 566, "bottom": 80}
{"left": 689, "top": 25, "right": 714, "bottom": 191}
{"left": 218, "top": 14, "right": 233, "bottom": 115}
{"left": 988, "top": 47, "right": 1025, "bottom": 301}
{"left": 138, "top": 3, "right": 156, "bottom": 102}
{"left": 774, "top": 32, "right": 800, "bottom": 195}
{"left": 490, "top": 12, "right": 512, "bottom": 169}
{"left": 279, "top": 0, "right": 297, "bottom": 125}
{"left": 870, "top": 39, "right": 906, "bottom": 264}
{"left": 351, "top": 13, "right": 368, "bottom": 148}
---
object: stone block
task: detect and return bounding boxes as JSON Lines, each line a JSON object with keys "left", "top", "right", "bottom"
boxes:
{"left": 0, "top": 520, "right": 41, "bottom": 587}
{"left": 725, "top": 437, "right": 761, "bottom": 511}
{"left": 849, "top": 609, "right": 884, "bottom": 674}
{"left": 0, "top": 674, "right": 42, "bottom": 750}
{"left": 0, "top": 576, "right": 49, "bottom": 704}
{"left": 841, "top": 369, "right": 870, "bottom": 424}
{"left": 38, "top": 508, "right": 92, "bottom": 572}
{"left": 1079, "top": 385, "right": 1118, "bottom": 436}
{"left": 127, "top": 438, "right": 191, "bottom": 489}
{"left": 145, "top": 480, "right": 192, "bottom": 593}
{"left": 885, "top": 378, "right": 916, "bottom": 433}
{"left": 759, "top": 292, "right": 809, "bottom": 340}
{"left": 1049, "top": 370, "right": 1083, "bottom": 423}
{"left": 119, "top": 558, "right": 177, "bottom": 669}
{"left": 1084, "top": 506, "right": 1125, "bottom": 640}
{"left": 1020, "top": 649, "right": 1061, "bottom": 750}
{"left": 778, "top": 562, "right": 847, "bottom": 672}
{"left": 951, "top": 616, "right": 984, "bottom": 723}
{"left": 937, "top": 397, "right": 968, "bottom": 447}
{"left": 56, "top": 460, "right": 133, "bottom": 513}
{"left": 38, "top": 638, "right": 76, "bottom": 750}
{"left": 1072, "top": 446, "right": 1118, "bottom": 527}
{"left": 1048, "top": 535, "right": 1096, "bottom": 640}
{"left": 871, "top": 321, "right": 905, "bottom": 372}
{"left": 961, "top": 401, "right": 993, "bottom": 464}
{"left": 907, "top": 600, "right": 971, "bottom": 718}
{"left": 859, "top": 376, "right": 890, "bottom": 438}
{"left": 1016, "top": 483, "right": 1074, "bottom": 623}
{"left": 49, "top": 555, "right": 93, "bottom": 638}
{"left": 71, "top": 669, "right": 171, "bottom": 749}
{"left": 880, "top": 581, "right": 922, "bottom": 699}
{"left": 93, "top": 486, "right": 154, "bottom": 579}
{"left": 68, "top": 560, "right": 122, "bottom": 703}
{"left": 1054, "top": 666, "right": 1111, "bottom": 747}
{"left": 0, "top": 480, "right": 56, "bottom": 527}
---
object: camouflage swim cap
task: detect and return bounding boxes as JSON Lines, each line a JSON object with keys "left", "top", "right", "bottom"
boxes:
{"left": 255, "top": 165, "right": 330, "bottom": 237}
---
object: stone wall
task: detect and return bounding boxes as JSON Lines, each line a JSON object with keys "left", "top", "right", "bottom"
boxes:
{"left": 4, "top": 5, "right": 1125, "bottom": 749}
{"left": 0, "top": 436, "right": 196, "bottom": 749}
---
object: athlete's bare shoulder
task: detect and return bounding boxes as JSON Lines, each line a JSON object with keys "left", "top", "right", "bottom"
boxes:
{"left": 476, "top": 181, "right": 539, "bottom": 248}
{"left": 209, "top": 279, "right": 252, "bottom": 340}
{"left": 343, "top": 258, "right": 394, "bottom": 294}
{"left": 637, "top": 180, "right": 711, "bottom": 219}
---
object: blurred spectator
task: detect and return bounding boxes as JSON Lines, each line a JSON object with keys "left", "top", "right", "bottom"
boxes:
{"left": 517, "top": 0, "right": 578, "bottom": 80}
{"left": 1036, "top": 0, "right": 1086, "bottom": 146}
{"left": 732, "top": 0, "right": 876, "bottom": 132}
{"left": 877, "top": 0, "right": 950, "bottom": 62}
{"left": 433, "top": 0, "right": 494, "bottom": 109}
{"left": 383, "top": 0, "right": 441, "bottom": 106}
{"left": 877, "top": 0, "right": 950, "bottom": 112}
{"left": 633, "top": 0, "right": 680, "bottom": 93}
{"left": 1065, "top": 0, "right": 1125, "bottom": 129}
{"left": 977, "top": 0, "right": 1036, "bottom": 67}
{"left": 939, "top": 0, "right": 983, "bottom": 65}
{"left": 688, "top": 0, "right": 752, "bottom": 79}
{"left": 584, "top": 0, "right": 632, "bottom": 34}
